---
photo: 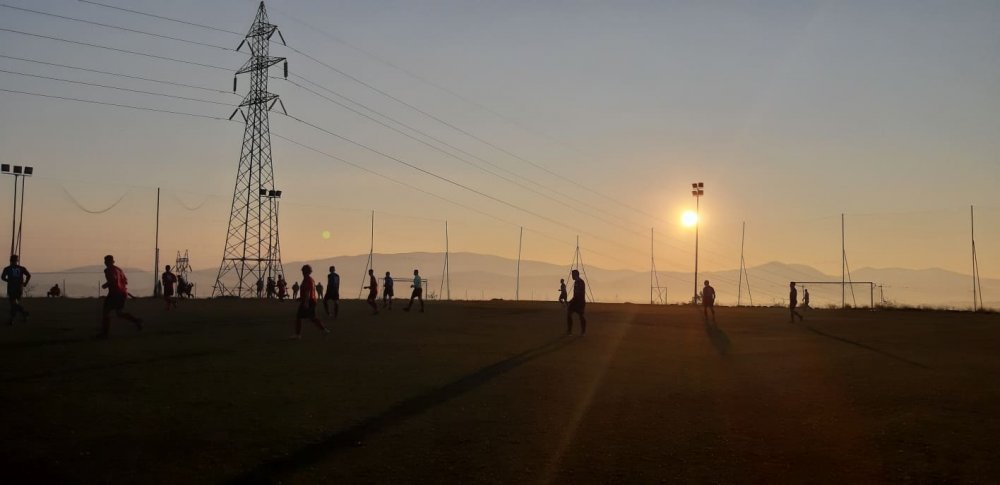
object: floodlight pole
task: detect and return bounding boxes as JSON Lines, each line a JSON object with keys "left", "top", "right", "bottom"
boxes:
{"left": 691, "top": 182, "right": 704, "bottom": 304}
{"left": 2, "top": 164, "right": 33, "bottom": 258}
{"left": 10, "top": 174, "right": 17, "bottom": 256}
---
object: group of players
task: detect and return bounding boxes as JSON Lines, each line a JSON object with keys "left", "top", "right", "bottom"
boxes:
{"left": 698, "top": 279, "right": 810, "bottom": 324}
{"left": 3, "top": 253, "right": 591, "bottom": 339}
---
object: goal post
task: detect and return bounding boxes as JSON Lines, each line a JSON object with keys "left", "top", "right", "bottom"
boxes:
{"left": 793, "top": 281, "right": 876, "bottom": 309}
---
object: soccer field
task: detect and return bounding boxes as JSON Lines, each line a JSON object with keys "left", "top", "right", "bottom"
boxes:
{"left": 1, "top": 298, "right": 998, "bottom": 483}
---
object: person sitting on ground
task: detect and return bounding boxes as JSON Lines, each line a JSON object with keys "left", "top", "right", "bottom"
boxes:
{"left": 47, "top": 284, "right": 61, "bottom": 298}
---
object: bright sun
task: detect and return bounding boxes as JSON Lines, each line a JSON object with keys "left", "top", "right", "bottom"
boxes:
{"left": 681, "top": 211, "right": 698, "bottom": 227}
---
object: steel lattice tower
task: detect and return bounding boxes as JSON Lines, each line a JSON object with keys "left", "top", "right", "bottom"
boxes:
{"left": 213, "top": 1, "right": 288, "bottom": 297}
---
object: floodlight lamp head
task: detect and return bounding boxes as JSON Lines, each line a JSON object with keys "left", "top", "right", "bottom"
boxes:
{"left": 1, "top": 164, "right": 9, "bottom": 173}
{"left": 12, "top": 166, "right": 22, "bottom": 174}
{"left": 691, "top": 183, "right": 698, "bottom": 188}
{"left": 274, "top": 190, "right": 282, "bottom": 197}
{"left": 23, "top": 167, "right": 33, "bottom": 175}
{"left": 698, "top": 182, "right": 704, "bottom": 188}
{"left": 259, "top": 188, "right": 268, "bottom": 196}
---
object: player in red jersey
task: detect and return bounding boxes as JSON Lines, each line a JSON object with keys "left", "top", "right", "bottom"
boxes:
{"left": 99, "top": 255, "right": 142, "bottom": 338}
{"left": 291, "top": 264, "right": 329, "bottom": 339}
{"left": 161, "top": 265, "right": 178, "bottom": 311}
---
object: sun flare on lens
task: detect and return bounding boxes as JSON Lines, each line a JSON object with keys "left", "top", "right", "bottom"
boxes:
{"left": 681, "top": 211, "right": 698, "bottom": 227}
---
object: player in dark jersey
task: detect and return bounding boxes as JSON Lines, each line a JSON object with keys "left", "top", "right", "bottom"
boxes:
{"left": 567, "top": 270, "right": 587, "bottom": 336}
{"left": 2, "top": 254, "right": 31, "bottom": 325}
{"left": 382, "top": 271, "right": 394, "bottom": 309}
{"left": 323, "top": 266, "right": 340, "bottom": 317}
{"left": 161, "top": 265, "right": 178, "bottom": 311}
{"left": 364, "top": 269, "right": 379, "bottom": 315}
{"left": 702, "top": 280, "right": 716, "bottom": 324}
{"left": 558, "top": 279, "right": 568, "bottom": 305}
{"left": 789, "top": 281, "right": 804, "bottom": 322}
{"left": 99, "top": 254, "right": 142, "bottom": 338}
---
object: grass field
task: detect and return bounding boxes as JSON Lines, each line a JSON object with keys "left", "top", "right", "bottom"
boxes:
{"left": 1, "top": 298, "right": 999, "bottom": 483}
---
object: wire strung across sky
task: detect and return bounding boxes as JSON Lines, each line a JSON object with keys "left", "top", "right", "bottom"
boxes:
{"left": 0, "top": 5, "right": 813, "bottom": 288}
{"left": 46, "top": 0, "right": 853, "bottom": 287}
{"left": 0, "top": 6, "right": 734, "bottom": 264}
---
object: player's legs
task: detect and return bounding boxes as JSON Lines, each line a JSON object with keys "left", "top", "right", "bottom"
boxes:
{"left": 579, "top": 310, "right": 587, "bottom": 335}
{"left": 566, "top": 308, "right": 574, "bottom": 335}
{"left": 417, "top": 290, "right": 424, "bottom": 311}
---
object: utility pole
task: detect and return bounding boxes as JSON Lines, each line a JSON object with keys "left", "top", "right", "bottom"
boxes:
{"left": 440, "top": 221, "right": 450, "bottom": 301}
{"left": 841, "top": 213, "right": 846, "bottom": 309}
{"left": 213, "top": 1, "right": 289, "bottom": 297}
{"left": 154, "top": 188, "right": 161, "bottom": 297}
{"left": 516, "top": 226, "right": 522, "bottom": 301}
{"left": 737, "top": 221, "right": 752, "bottom": 306}
{"left": 359, "top": 210, "right": 374, "bottom": 298}
{"left": 972, "top": 205, "right": 984, "bottom": 311}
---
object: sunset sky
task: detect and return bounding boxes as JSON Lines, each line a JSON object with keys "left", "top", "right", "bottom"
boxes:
{"left": 0, "top": 0, "right": 997, "bottom": 283}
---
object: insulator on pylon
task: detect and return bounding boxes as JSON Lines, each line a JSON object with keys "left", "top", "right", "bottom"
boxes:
{"left": 233, "top": 77, "right": 237, "bottom": 92}
{"left": 284, "top": 61, "right": 288, "bottom": 79}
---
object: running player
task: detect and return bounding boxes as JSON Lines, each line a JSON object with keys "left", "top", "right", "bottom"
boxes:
{"left": 2, "top": 254, "right": 30, "bottom": 325}
{"left": 291, "top": 264, "right": 329, "bottom": 339}
{"left": 382, "top": 271, "right": 394, "bottom": 309}
{"left": 323, "top": 266, "right": 340, "bottom": 317}
{"left": 403, "top": 269, "right": 423, "bottom": 312}
{"left": 161, "top": 265, "right": 178, "bottom": 311}
{"left": 99, "top": 254, "right": 142, "bottom": 338}
{"left": 292, "top": 281, "right": 300, "bottom": 300}
{"left": 789, "top": 281, "right": 804, "bottom": 322}
{"left": 558, "top": 279, "right": 568, "bottom": 305}
{"left": 364, "top": 269, "right": 379, "bottom": 315}
{"left": 702, "top": 280, "right": 716, "bottom": 323}
{"left": 567, "top": 269, "right": 587, "bottom": 335}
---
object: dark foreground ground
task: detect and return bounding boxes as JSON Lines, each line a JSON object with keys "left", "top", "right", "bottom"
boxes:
{"left": 1, "top": 298, "right": 998, "bottom": 484}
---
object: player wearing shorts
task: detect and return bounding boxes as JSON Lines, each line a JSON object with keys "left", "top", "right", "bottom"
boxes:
{"left": 323, "top": 266, "right": 340, "bottom": 317}
{"left": 2, "top": 254, "right": 31, "bottom": 325}
{"left": 291, "top": 265, "right": 329, "bottom": 339}
{"left": 161, "top": 265, "right": 178, "bottom": 311}
{"left": 382, "top": 271, "right": 394, "bottom": 309}
{"left": 99, "top": 254, "right": 142, "bottom": 338}
{"left": 364, "top": 269, "right": 379, "bottom": 315}
{"left": 558, "top": 279, "right": 568, "bottom": 305}
{"left": 403, "top": 269, "right": 423, "bottom": 313}
{"left": 702, "top": 280, "right": 716, "bottom": 323}
{"left": 567, "top": 269, "right": 587, "bottom": 335}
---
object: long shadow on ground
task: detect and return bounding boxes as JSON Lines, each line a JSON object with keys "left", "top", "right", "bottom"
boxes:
{"left": 228, "top": 336, "right": 575, "bottom": 484}
{"left": 705, "top": 322, "right": 731, "bottom": 356}
{"left": 799, "top": 324, "right": 929, "bottom": 369}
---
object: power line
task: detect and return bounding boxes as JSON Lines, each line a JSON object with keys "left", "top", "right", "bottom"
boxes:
{"left": 0, "top": 28, "right": 231, "bottom": 71}
{"left": 0, "top": 54, "right": 235, "bottom": 94}
{"left": 0, "top": 3, "right": 233, "bottom": 51}
{"left": 76, "top": 0, "right": 244, "bottom": 36}
{"left": 56, "top": 1, "right": 709, "bottom": 262}
{"left": 0, "top": 68, "right": 232, "bottom": 106}
{"left": 0, "top": 87, "right": 225, "bottom": 119}
{"left": 0, "top": 85, "right": 641, "bottom": 269}
{"left": 282, "top": 76, "right": 651, "bottom": 241}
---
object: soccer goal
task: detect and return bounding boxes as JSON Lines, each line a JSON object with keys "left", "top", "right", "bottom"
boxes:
{"left": 794, "top": 281, "right": 876, "bottom": 309}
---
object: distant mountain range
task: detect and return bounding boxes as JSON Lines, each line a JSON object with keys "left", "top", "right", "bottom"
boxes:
{"left": 27, "top": 252, "right": 996, "bottom": 309}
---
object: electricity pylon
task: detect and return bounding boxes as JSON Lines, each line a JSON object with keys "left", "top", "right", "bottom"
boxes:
{"left": 213, "top": 1, "right": 289, "bottom": 297}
